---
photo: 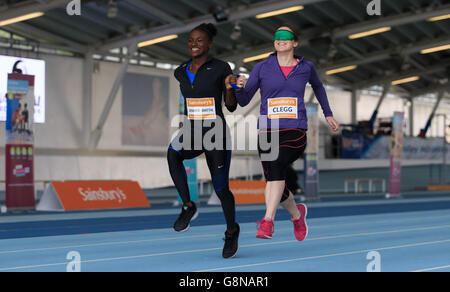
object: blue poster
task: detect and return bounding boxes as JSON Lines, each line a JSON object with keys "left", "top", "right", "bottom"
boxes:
{"left": 179, "top": 92, "right": 185, "bottom": 114}
{"left": 304, "top": 103, "right": 320, "bottom": 201}
{"left": 6, "top": 99, "right": 19, "bottom": 131}
{"left": 176, "top": 91, "right": 197, "bottom": 202}
{"left": 7, "top": 79, "right": 29, "bottom": 93}
{"left": 177, "top": 158, "right": 198, "bottom": 203}
{"left": 304, "top": 153, "right": 319, "bottom": 200}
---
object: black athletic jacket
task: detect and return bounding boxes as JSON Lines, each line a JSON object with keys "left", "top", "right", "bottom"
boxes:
{"left": 174, "top": 56, "right": 238, "bottom": 120}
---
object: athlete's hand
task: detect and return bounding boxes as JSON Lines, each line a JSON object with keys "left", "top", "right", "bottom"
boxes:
{"left": 225, "top": 74, "right": 238, "bottom": 90}
{"left": 237, "top": 75, "right": 247, "bottom": 88}
{"left": 225, "top": 74, "right": 247, "bottom": 89}
{"left": 326, "top": 116, "right": 339, "bottom": 132}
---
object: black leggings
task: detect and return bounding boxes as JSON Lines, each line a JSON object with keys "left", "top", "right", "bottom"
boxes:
{"left": 286, "top": 165, "right": 301, "bottom": 192}
{"left": 167, "top": 133, "right": 236, "bottom": 230}
{"left": 258, "top": 128, "right": 307, "bottom": 203}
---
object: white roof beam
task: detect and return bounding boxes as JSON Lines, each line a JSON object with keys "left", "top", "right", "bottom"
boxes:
{"left": 127, "top": 0, "right": 183, "bottom": 25}
{"left": 321, "top": 35, "right": 450, "bottom": 72}
{"left": 98, "top": 0, "right": 327, "bottom": 51}
{"left": 6, "top": 22, "right": 88, "bottom": 53}
{"left": 0, "top": 0, "right": 67, "bottom": 22}
{"left": 332, "top": 3, "right": 450, "bottom": 39}
{"left": 411, "top": 83, "right": 450, "bottom": 98}
{"left": 354, "top": 59, "right": 450, "bottom": 89}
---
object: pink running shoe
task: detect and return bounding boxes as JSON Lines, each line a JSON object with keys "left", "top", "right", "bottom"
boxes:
{"left": 292, "top": 203, "right": 308, "bottom": 241}
{"left": 256, "top": 218, "right": 274, "bottom": 239}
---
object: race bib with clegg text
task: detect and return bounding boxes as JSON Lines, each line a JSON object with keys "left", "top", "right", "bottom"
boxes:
{"left": 268, "top": 97, "right": 298, "bottom": 119}
{"left": 186, "top": 98, "right": 216, "bottom": 120}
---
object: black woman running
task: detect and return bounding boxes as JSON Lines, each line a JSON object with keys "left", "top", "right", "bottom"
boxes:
{"left": 167, "top": 23, "right": 240, "bottom": 258}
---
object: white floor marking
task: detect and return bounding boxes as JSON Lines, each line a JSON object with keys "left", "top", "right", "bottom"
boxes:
{"left": 411, "top": 265, "right": 450, "bottom": 272}
{"left": 1, "top": 224, "right": 450, "bottom": 271}
{"left": 196, "top": 239, "right": 450, "bottom": 272}
{"left": 2, "top": 212, "right": 450, "bottom": 254}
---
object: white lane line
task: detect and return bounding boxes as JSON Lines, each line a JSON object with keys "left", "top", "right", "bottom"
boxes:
{"left": 0, "top": 234, "right": 215, "bottom": 255}
{"left": 196, "top": 239, "right": 450, "bottom": 272}
{"left": 306, "top": 224, "right": 450, "bottom": 242}
{"left": 3, "top": 196, "right": 449, "bottom": 223}
{"left": 2, "top": 211, "right": 449, "bottom": 244}
{"left": 1, "top": 224, "right": 450, "bottom": 271}
{"left": 0, "top": 246, "right": 224, "bottom": 271}
{"left": 1, "top": 220, "right": 450, "bottom": 255}
{"left": 411, "top": 265, "right": 450, "bottom": 272}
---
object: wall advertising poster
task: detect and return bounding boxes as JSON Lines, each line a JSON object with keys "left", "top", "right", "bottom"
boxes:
{"left": 304, "top": 103, "right": 319, "bottom": 201}
{"left": 388, "top": 112, "right": 405, "bottom": 198}
{"left": 5, "top": 73, "right": 36, "bottom": 210}
{"left": 0, "top": 56, "right": 45, "bottom": 123}
{"left": 122, "top": 73, "right": 170, "bottom": 147}
{"left": 176, "top": 92, "right": 198, "bottom": 203}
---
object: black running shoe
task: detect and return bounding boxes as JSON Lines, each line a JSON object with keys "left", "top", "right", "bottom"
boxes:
{"left": 223, "top": 223, "right": 240, "bottom": 259}
{"left": 173, "top": 202, "right": 198, "bottom": 232}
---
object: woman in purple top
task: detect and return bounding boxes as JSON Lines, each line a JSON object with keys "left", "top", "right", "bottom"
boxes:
{"left": 227, "top": 25, "right": 339, "bottom": 241}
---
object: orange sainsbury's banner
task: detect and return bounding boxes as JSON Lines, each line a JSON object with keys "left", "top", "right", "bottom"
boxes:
{"left": 36, "top": 181, "right": 150, "bottom": 211}
{"left": 229, "top": 180, "right": 266, "bottom": 205}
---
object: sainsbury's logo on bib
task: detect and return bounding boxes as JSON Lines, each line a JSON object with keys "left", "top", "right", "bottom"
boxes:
{"left": 268, "top": 97, "right": 298, "bottom": 119}
{"left": 187, "top": 97, "right": 216, "bottom": 120}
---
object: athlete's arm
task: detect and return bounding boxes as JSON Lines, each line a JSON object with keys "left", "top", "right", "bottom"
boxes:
{"left": 232, "top": 62, "right": 262, "bottom": 107}
{"left": 225, "top": 88, "right": 238, "bottom": 112}
{"left": 308, "top": 62, "right": 333, "bottom": 118}
{"left": 308, "top": 62, "right": 339, "bottom": 132}
{"left": 223, "top": 63, "right": 238, "bottom": 112}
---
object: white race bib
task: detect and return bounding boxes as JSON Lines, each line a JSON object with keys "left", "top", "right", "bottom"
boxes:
{"left": 186, "top": 98, "right": 216, "bottom": 120}
{"left": 268, "top": 97, "right": 298, "bottom": 119}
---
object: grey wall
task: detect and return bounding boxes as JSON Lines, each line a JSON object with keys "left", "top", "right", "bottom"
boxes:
{"left": 1, "top": 54, "right": 449, "bottom": 191}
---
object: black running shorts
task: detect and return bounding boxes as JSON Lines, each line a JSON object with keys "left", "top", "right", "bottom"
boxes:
{"left": 258, "top": 128, "right": 307, "bottom": 182}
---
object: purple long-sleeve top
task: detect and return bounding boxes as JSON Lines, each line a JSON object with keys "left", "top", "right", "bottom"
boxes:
{"left": 235, "top": 54, "right": 333, "bottom": 130}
